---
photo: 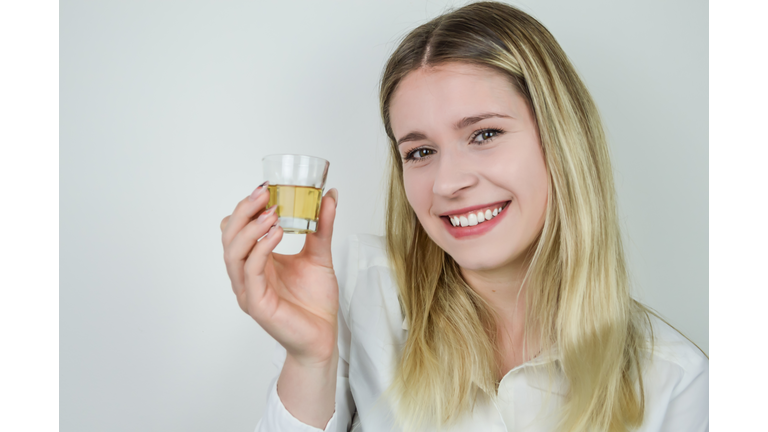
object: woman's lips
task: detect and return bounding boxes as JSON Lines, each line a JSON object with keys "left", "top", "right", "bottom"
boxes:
{"left": 441, "top": 200, "right": 510, "bottom": 239}
{"left": 439, "top": 200, "right": 509, "bottom": 217}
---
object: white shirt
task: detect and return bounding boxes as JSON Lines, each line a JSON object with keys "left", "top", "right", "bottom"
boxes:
{"left": 255, "top": 234, "right": 709, "bottom": 432}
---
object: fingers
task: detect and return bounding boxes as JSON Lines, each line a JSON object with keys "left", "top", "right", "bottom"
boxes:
{"left": 243, "top": 223, "right": 284, "bottom": 304}
{"left": 225, "top": 205, "right": 278, "bottom": 300}
{"left": 221, "top": 182, "right": 270, "bottom": 247}
{"left": 227, "top": 205, "right": 279, "bottom": 269}
{"left": 302, "top": 188, "right": 337, "bottom": 266}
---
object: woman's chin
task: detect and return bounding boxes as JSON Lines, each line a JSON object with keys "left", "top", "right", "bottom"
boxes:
{"left": 449, "top": 253, "right": 510, "bottom": 274}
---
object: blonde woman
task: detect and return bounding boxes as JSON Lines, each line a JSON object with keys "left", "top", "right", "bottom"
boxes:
{"left": 220, "top": 2, "right": 708, "bottom": 431}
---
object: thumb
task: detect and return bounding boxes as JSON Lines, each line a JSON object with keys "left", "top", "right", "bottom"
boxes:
{"left": 302, "top": 188, "right": 337, "bottom": 266}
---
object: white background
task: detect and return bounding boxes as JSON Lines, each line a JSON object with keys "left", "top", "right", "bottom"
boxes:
{"left": 55, "top": 0, "right": 707, "bottom": 430}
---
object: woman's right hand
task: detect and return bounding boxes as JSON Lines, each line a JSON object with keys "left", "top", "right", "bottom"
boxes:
{"left": 220, "top": 183, "right": 340, "bottom": 366}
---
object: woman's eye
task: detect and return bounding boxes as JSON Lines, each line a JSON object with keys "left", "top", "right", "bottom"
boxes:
{"left": 471, "top": 128, "right": 504, "bottom": 144}
{"left": 405, "top": 147, "right": 435, "bottom": 161}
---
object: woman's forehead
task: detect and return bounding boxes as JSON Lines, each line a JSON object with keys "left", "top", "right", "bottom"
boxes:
{"left": 389, "top": 63, "right": 525, "bottom": 137}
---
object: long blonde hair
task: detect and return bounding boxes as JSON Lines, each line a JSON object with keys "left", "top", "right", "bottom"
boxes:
{"left": 379, "top": 2, "right": 651, "bottom": 431}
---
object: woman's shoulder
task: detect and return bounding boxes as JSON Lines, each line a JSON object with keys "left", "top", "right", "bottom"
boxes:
{"left": 641, "top": 312, "right": 709, "bottom": 397}
{"left": 644, "top": 313, "right": 707, "bottom": 366}
{"left": 633, "top": 312, "right": 709, "bottom": 428}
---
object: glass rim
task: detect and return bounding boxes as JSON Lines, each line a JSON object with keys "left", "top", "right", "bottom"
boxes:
{"left": 261, "top": 153, "right": 329, "bottom": 165}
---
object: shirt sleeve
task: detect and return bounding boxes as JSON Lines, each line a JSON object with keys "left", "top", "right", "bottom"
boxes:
{"left": 254, "top": 235, "right": 359, "bottom": 432}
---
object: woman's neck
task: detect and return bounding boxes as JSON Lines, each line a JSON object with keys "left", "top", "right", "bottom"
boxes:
{"left": 460, "top": 259, "right": 540, "bottom": 378}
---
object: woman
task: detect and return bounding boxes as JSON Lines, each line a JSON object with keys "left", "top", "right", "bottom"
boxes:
{"left": 220, "top": 2, "right": 708, "bottom": 431}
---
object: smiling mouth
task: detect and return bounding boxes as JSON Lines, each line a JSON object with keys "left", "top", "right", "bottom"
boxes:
{"left": 441, "top": 201, "right": 510, "bottom": 227}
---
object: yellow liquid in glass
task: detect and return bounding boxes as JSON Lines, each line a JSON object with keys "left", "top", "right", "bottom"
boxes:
{"left": 267, "top": 184, "right": 323, "bottom": 233}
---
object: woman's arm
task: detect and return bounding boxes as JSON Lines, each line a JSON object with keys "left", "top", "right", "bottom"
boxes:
{"left": 255, "top": 306, "right": 355, "bottom": 432}
{"left": 277, "top": 349, "right": 339, "bottom": 428}
{"left": 221, "top": 187, "right": 349, "bottom": 430}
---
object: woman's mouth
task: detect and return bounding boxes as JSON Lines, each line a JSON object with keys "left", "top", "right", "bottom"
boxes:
{"left": 440, "top": 200, "right": 511, "bottom": 239}
{"left": 443, "top": 201, "right": 509, "bottom": 227}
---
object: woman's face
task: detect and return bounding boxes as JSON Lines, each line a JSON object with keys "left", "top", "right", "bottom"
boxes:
{"left": 389, "top": 63, "right": 549, "bottom": 273}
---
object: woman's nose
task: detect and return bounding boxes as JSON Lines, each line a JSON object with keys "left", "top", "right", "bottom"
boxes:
{"left": 431, "top": 152, "right": 478, "bottom": 197}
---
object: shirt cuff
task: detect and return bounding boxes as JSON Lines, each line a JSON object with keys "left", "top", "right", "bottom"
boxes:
{"left": 256, "top": 375, "right": 337, "bottom": 432}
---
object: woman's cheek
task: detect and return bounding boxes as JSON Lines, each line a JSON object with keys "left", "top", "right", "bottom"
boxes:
{"left": 403, "top": 170, "right": 433, "bottom": 218}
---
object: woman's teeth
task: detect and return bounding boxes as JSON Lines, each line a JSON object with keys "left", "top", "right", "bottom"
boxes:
{"left": 448, "top": 204, "right": 506, "bottom": 227}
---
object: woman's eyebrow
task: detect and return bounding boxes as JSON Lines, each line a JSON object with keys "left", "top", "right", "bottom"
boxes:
{"left": 396, "top": 113, "right": 513, "bottom": 147}
{"left": 454, "top": 112, "right": 512, "bottom": 129}
{"left": 397, "top": 132, "right": 427, "bottom": 147}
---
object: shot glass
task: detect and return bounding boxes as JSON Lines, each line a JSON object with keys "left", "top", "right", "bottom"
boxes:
{"left": 262, "top": 154, "right": 330, "bottom": 234}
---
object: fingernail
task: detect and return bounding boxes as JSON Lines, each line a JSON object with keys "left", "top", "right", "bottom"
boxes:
{"left": 248, "top": 181, "right": 269, "bottom": 201}
{"left": 326, "top": 188, "right": 338, "bottom": 208}
{"left": 257, "top": 205, "right": 277, "bottom": 223}
{"left": 266, "top": 224, "right": 278, "bottom": 238}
